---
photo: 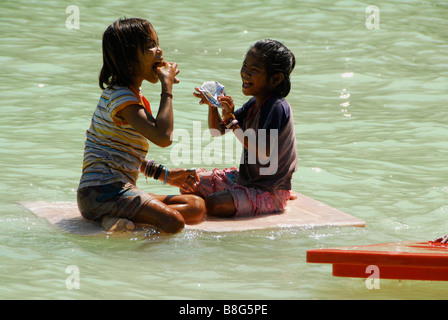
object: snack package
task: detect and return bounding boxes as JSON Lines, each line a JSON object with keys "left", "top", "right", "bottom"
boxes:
{"left": 198, "top": 81, "right": 226, "bottom": 108}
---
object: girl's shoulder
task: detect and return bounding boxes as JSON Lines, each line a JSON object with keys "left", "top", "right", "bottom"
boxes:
{"left": 100, "top": 86, "right": 140, "bottom": 113}
{"left": 259, "top": 97, "right": 293, "bottom": 130}
{"left": 242, "top": 97, "right": 257, "bottom": 109}
{"left": 103, "top": 86, "right": 139, "bottom": 102}
{"left": 234, "top": 97, "right": 256, "bottom": 118}
{"left": 265, "top": 96, "right": 291, "bottom": 115}
{"left": 104, "top": 85, "right": 133, "bottom": 96}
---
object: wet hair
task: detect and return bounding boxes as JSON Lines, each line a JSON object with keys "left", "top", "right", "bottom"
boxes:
{"left": 99, "top": 18, "right": 157, "bottom": 90}
{"left": 247, "top": 39, "right": 295, "bottom": 97}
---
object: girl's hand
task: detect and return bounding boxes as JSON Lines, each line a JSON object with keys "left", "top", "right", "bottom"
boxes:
{"left": 193, "top": 87, "right": 213, "bottom": 106}
{"left": 217, "top": 95, "right": 235, "bottom": 121}
{"left": 167, "top": 168, "right": 201, "bottom": 194}
{"left": 156, "top": 61, "right": 180, "bottom": 87}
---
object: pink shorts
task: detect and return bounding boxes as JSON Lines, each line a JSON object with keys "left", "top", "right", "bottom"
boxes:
{"left": 196, "top": 167, "right": 290, "bottom": 217}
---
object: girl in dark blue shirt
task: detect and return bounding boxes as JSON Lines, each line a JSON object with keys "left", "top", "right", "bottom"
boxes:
{"left": 193, "top": 39, "right": 298, "bottom": 217}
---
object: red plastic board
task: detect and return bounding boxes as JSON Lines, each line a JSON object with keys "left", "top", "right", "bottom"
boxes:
{"left": 307, "top": 241, "right": 448, "bottom": 281}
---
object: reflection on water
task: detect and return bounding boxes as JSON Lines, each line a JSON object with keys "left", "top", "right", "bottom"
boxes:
{"left": 1, "top": 0, "right": 448, "bottom": 299}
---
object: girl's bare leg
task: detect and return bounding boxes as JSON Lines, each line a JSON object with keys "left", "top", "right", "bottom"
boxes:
{"left": 204, "top": 190, "right": 236, "bottom": 217}
{"left": 152, "top": 194, "right": 206, "bottom": 224}
{"left": 132, "top": 194, "right": 206, "bottom": 233}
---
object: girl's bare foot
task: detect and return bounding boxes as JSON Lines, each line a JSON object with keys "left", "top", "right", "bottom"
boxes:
{"left": 289, "top": 191, "right": 298, "bottom": 200}
{"left": 101, "top": 216, "right": 135, "bottom": 232}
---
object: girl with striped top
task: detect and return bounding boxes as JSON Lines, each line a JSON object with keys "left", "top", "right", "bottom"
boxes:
{"left": 77, "top": 18, "right": 206, "bottom": 233}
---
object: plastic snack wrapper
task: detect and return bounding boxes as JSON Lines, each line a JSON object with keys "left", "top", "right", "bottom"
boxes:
{"left": 198, "top": 81, "right": 226, "bottom": 108}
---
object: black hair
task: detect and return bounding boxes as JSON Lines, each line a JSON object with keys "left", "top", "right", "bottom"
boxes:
{"left": 99, "top": 18, "right": 157, "bottom": 90}
{"left": 247, "top": 39, "right": 295, "bottom": 97}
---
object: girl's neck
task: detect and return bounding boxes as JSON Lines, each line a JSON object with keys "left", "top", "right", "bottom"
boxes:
{"left": 130, "top": 77, "right": 143, "bottom": 91}
{"left": 254, "top": 92, "right": 273, "bottom": 108}
{"left": 247, "top": 94, "right": 272, "bottom": 121}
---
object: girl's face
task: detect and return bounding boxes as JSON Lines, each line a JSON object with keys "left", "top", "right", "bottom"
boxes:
{"left": 136, "top": 30, "right": 163, "bottom": 84}
{"left": 240, "top": 52, "right": 272, "bottom": 99}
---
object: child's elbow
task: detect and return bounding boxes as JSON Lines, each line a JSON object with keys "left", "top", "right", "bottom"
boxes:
{"left": 162, "top": 139, "right": 173, "bottom": 148}
{"left": 157, "top": 136, "right": 173, "bottom": 148}
{"left": 151, "top": 133, "right": 173, "bottom": 148}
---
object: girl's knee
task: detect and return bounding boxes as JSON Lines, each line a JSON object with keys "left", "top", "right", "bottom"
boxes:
{"left": 189, "top": 195, "right": 206, "bottom": 212}
{"left": 163, "top": 215, "right": 185, "bottom": 233}
{"left": 133, "top": 203, "right": 185, "bottom": 233}
{"left": 184, "top": 195, "right": 206, "bottom": 223}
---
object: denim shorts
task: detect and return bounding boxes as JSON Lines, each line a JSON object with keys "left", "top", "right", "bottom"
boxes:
{"left": 77, "top": 182, "right": 154, "bottom": 221}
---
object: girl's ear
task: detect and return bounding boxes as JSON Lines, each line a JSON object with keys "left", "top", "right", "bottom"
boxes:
{"left": 270, "top": 72, "right": 284, "bottom": 87}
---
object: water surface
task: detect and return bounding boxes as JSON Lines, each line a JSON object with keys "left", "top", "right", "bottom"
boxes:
{"left": 1, "top": 0, "right": 447, "bottom": 299}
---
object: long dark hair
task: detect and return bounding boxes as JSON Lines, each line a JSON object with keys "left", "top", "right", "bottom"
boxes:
{"left": 99, "top": 18, "right": 157, "bottom": 90}
{"left": 248, "top": 39, "right": 295, "bottom": 97}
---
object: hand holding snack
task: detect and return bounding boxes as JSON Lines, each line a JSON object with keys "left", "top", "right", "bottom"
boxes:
{"left": 194, "top": 81, "right": 226, "bottom": 108}
{"left": 217, "top": 95, "right": 235, "bottom": 121}
{"left": 193, "top": 87, "right": 211, "bottom": 106}
{"left": 155, "top": 61, "right": 180, "bottom": 87}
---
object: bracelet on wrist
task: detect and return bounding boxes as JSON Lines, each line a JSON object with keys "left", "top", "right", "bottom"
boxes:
{"left": 144, "top": 160, "right": 155, "bottom": 182}
{"left": 222, "top": 113, "right": 235, "bottom": 123}
{"left": 225, "top": 119, "right": 239, "bottom": 129}
{"left": 144, "top": 160, "right": 169, "bottom": 184}
{"left": 161, "top": 91, "right": 173, "bottom": 99}
{"left": 221, "top": 113, "right": 238, "bottom": 129}
{"left": 154, "top": 164, "right": 164, "bottom": 180}
{"left": 163, "top": 167, "right": 168, "bottom": 185}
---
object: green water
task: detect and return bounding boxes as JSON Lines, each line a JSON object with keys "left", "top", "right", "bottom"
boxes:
{"left": 1, "top": 0, "right": 447, "bottom": 299}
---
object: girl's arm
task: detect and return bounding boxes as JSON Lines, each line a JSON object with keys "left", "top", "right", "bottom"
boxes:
{"left": 193, "top": 87, "right": 227, "bottom": 136}
{"left": 207, "top": 105, "right": 226, "bottom": 136}
{"left": 193, "top": 90, "right": 271, "bottom": 160}
{"left": 118, "top": 62, "right": 179, "bottom": 148}
{"left": 139, "top": 159, "right": 200, "bottom": 194}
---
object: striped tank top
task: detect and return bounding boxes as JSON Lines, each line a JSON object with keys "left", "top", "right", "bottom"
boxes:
{"left": 78, "top": 86, "right": 152, "bottom": 189}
